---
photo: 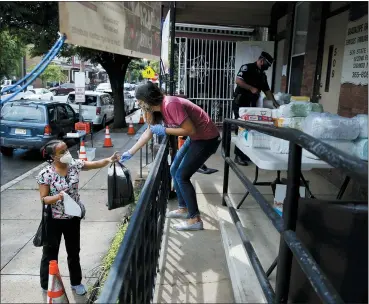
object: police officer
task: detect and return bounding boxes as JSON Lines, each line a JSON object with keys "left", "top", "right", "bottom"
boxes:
{"left": 233, "top": 51, "right": 279, "bottom": 166}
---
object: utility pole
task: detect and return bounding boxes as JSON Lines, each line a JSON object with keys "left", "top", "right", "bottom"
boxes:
{"left": 79, "top": 58, "right": 84, "bottom": 122}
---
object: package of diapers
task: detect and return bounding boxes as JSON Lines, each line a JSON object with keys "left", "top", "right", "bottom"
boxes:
{"left": 239, "top": 107, "right": 273, "bottom": 124}
{"left": 303, "top": 112, "right": 360, "bottom": 140}
{"left": 303, "top": 140, "right": 355, "bottom": 160}
{"left": 352, "top": 114, "right": 368, "bottom": 139}
{"left": 353, "top": 138, "right": 368, "bottom": 161}
{"left": 274, "top": 117, "right": 305, "bottom": 130}
{"left": 270, "top": 137, "right": 290, "bottom": 154}
{"left": 279, "top": 102, "right": 324, "bottom": 118}
{"left": 242, "top": 130, "right": 272, "bottom": 149}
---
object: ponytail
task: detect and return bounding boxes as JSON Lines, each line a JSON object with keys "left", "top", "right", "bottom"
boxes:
{"left": 40, "top": 140, "right": 64, "bottom": 163}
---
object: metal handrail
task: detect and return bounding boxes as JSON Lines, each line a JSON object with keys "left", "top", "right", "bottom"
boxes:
{"left": 97, "top": 136, "right": 170, "bottom": 303}
{"left": 221, "top": 119, "right": 367, "bottom": 304}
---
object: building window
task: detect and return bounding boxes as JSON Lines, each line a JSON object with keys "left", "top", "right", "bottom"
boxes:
{"left": 288, "top": 2, "right": 310, "bottom": 95}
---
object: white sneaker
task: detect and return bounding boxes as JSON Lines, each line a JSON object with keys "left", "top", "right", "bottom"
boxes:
{"left": 71, "top": 284, "right": 87, "bottom": 295}
{"left": 166, "top": 210, "right": 189, "bottom": 219}
{"left": 174, "top": 221, "right": 204, "bottom": 231}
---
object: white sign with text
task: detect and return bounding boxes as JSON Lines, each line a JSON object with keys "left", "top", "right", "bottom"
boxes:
{"left": 341, "top": 16, "right": 368, "bottom": 85}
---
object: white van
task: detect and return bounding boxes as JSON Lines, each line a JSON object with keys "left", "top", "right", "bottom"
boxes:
{"left": 67, "top": 91, "right": 114, "bottom": 127}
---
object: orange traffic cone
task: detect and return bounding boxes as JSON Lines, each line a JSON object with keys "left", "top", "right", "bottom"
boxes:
{"left": 47, "top": 260, "right": 69, "bottom": 303}
{"left": 78, "top": 141, "right": 88, "bottom": 161}
{"left": 103, "top": 126, "right": 114, "bottom": 147}
{"left": 127, "top": 117, "right": 135, "bottom": 135}
{"left": 138, "top": 111, "right": 145, "bottom": 124}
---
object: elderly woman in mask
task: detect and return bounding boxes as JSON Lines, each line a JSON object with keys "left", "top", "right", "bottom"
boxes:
{"left": 119, "top": 82, "right": 220, "bottom": 231}
{"left": 37, "top": 140, "right": 118, "bottom": 294}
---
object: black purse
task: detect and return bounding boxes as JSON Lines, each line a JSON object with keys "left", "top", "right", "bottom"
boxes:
{"left": 33, "top": 203, "right": 52, "bottom": 247}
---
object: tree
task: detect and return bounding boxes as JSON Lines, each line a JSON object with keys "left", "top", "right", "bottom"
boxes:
{"left": 0, "top": 30, "right": 25, "bottom": 80}
{"left": 0, "top": 2, "right": 135, "bottom": 128}
{"left": 29, "top": 63, "right": 67, "bottom": 85}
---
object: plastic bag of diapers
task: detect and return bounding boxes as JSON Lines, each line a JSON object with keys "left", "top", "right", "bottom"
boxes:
{"left": 352, "top": 114, "right": 368, "bottom": 139}
{"left": 303, "top": 140, "right": 355, "bottom": 160}
{"left": 279, "top": 102, "right": 324, "bottom": 118}
{"left": 274, "top": 117, "right": 306, "bottom": 130}
{"left": 239, "top": 107, "right": 273, "bottom": 124}
{"left": 243, "top": 130, "right": 272, "bottom": 149}
{"left": 353, "top": 138, "right": 368, "bottom": 161}
{"left": 270, "top": 137, "right": 290, "bottom": 154}
{"left": 302, "top": 112, "right": 360, "bottom": 140}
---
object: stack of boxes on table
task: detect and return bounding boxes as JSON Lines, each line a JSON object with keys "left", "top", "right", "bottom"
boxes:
{"left": 237, "top": 96, "right": 368, "bottom": 161}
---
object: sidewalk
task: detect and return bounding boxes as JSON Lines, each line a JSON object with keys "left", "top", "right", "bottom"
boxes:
{"left": 0, "top": 114, "right": 148, "bottom": 303}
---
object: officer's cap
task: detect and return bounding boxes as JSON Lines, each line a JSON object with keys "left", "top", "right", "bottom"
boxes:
{"left": 260, "top": 51, "right": 274, "bottom": 65}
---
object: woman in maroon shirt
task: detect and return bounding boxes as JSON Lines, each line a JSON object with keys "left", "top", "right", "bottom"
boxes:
{"left": 120, "top": 82, "right": 220, "bottom": 231}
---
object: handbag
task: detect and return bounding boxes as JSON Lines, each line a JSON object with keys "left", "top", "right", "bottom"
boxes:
{"left": 107, "top": 162, "right": 135, "bottom": 210}
{"left": 33, "top": 203, "right": 52, "bottom": 247}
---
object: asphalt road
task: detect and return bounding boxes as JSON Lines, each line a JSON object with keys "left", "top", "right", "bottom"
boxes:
{"left": 0, "top": 126, "right": 106, "bottom": 186}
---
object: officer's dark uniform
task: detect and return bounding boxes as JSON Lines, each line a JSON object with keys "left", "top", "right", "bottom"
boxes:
{"left": 233, "top": 57, "right": 272, "bottom": 162}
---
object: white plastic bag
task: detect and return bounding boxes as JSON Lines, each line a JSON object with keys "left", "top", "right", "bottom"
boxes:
{"left": 352, "top": 114, "right": 368, "bottom": 139}
{"left": 353, "top": 138, "right": 368, "bottom": 161}
{"left": 243, "top": 130, "right": 272, "bottom": 149}
{"left": 302, "top": 140, "right": 355, "bottom": 159}
{"left": 270, "top": 137, "right": 290, "bottom": 154}
{"left": 303, "top": 112, "right": 360, "bottom": 140}
{"left": 62, "top": 192, "right": 82, "bottom": 217}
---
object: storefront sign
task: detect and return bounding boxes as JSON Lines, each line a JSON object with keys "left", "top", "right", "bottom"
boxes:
{"left": 59, "top": 2, "right": 161, "bottom": 60}
{"left": 341, "top": 15, "right": 368, "bottom": 85}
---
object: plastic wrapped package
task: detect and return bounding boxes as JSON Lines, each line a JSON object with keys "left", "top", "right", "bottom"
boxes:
{"left": 272, "top": 109, "right": 280, "bottom": 119}
{"left": 241, "top": 130, "right": 272, "bottom": 149}
{"left": 270, "top": 137, "right": 290, "bottom": 154}
{"left": 280, "top": 102, "right": 312, "bottom": 117}
{"left": 302, "top": 140, "right": 355, "bottom": 159}
{"left": 353, "top": 138, "right": 368, "bottom": 161}
{"left": 290, "top": 96, "right": 310, "bottom": 102}
{"left": 275, "top": 117, "right": 305, "bottom": 130}
{"left": 303, "top": 112, "right": 360, "bottom": 140}
{"left": 311, "top": 103, "right": 324, "bottom": 113}
{"left": 239, "top": 107, "right": 273, "bottom": 124}
{"left": 353, "top": 114, "right": 368, "bottom": 138}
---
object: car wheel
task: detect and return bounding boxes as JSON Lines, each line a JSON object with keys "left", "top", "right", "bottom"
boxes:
{"left": 0, "top": 147, "right": 14, "bottom": 157}
{"left": 101, "top": 116, "right": 106, "bottom": 128}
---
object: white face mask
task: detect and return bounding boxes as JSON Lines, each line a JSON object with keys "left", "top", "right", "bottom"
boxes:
{"left": 59, "top": 152, "right": 73, "bottom": 164}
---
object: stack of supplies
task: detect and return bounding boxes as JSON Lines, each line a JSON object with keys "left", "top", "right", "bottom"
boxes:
{"left": 238, "top": 129, "right": 272, "bottom": 149}
{"left": 352, "top": 114, "right": 368, "bottom": 161}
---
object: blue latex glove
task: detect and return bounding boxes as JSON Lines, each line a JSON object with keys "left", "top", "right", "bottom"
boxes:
{"left": 119, "top": 151, "right": 132, "bottom": 163}
{"left": 150, "top": 124, "right": 166, "bottom": 136}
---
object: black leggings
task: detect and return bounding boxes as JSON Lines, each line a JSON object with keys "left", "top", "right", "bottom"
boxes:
{"left": 40, "top": 217, "right": 82, "bottom": 289}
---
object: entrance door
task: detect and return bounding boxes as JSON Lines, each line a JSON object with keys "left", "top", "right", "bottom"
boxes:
{"left": 319, "top": 11, "right": 349, "bottom": 114}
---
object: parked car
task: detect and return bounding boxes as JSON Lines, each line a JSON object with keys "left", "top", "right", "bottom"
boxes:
{"left": 23, "top": 88, "right": 54, "bottom": 101}
{"left": 49, "top": 83, "right": 75, "bottom": 96}
{"left": 0, "top": 100, "right": 79, "bottom": 156}
{"left": 67, "top": 91, "right": 114, "bottom": 128}
{"left": 95, "top": 82, "right": 112, "bottom": 93}
{"left": 123, "top": 92, "right": 136, "bottom": 114}
{"left": 0, "top": 85, "right": 27, "bottom": 103}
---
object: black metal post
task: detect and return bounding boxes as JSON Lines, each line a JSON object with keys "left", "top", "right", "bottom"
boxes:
{"left": 169, "top": 1, "right": 176, "bottom": 96}
{"left": 222, "top": 123, "right": 231, "bottom": 206}
{"left": 275, "top": 143, "right": 302, "bottom": 303}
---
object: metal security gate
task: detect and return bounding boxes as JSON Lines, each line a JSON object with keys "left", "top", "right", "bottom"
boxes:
{"left": 176, "top": 37, "right": 237, "bottom": 126}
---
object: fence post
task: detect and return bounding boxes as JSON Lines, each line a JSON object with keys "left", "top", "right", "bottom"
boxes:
{"left": 275, "top": 143, "right": 302, "bottom": 303}
{"left": 222, "top": 122, "right": 231, "bottom": 206}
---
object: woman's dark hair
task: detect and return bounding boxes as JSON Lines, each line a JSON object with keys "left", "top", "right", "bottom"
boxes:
{"left": 40, "top": 140, "right": 64, "bottom": 163}
{"left": 135, "top": 81, "right": 164, "bottom": 106}
{"left": 135, "top": 82, "right": 164, "bottom": 124}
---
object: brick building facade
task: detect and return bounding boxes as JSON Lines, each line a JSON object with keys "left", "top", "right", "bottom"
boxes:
{"left": 271, "top": 2, "right": 368, "bottom": 199}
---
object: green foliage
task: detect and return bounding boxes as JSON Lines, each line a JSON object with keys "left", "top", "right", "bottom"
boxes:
{"left": 0, "top": 30, "right": 26, "bottom": 79}
{"left": 28, "top": 63, "right": 67, "bottom": 84}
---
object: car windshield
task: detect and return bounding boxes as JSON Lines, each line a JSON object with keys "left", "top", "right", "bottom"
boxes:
{"left": 1, "top": 85, "right": 21, "bottom": 94}
{"left": 1, "top": 104, "right": 46, "bottom": 123}
{"left": 68, "top": 94, "right": 98, "bottom": 106}
{"left": 97, "top": 84, "right": 111, "bottom": 90}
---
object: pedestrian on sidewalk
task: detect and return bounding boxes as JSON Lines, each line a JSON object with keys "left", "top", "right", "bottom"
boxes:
{"left": 119, "top": 82, "right": 221, "bottom": 231}
{"left": 36, "top": 140, "right": 119, "bottom": 295}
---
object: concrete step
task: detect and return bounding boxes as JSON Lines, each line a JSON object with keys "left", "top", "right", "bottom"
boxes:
{"left": 217, "top": 207, "right": 267, "bottom": 303}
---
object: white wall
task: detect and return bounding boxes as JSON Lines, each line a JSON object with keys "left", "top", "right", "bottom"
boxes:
{"left": 234, "top": 41, "right": 275, "bottom": 89}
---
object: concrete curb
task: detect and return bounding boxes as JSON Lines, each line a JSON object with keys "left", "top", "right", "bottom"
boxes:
{"left": 1, "top": 162, "right": 48, "bottom": 193}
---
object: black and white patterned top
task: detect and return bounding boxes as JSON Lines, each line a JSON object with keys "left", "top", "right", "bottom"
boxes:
{"left": 36, "top": 159, "right": 86, "bottom": 219}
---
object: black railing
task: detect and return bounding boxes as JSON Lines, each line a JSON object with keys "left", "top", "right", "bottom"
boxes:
{"left": 221, "top": 118, "right": 368, "bottom": 304}
{"left": 97, "top": 136, "right": 170, "bottom": 303}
